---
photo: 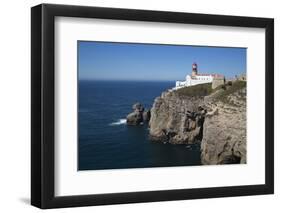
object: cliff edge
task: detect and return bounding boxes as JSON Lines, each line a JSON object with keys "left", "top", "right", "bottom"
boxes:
{"left": 149, "top": 81, "right": 247, "bottom": 165}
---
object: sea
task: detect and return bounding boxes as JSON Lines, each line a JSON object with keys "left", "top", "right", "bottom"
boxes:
{"left": 78, "top": 80, "right": 201, "bottom": 170}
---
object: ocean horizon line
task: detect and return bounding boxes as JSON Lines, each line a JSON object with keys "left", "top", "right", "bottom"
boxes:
{"left": 79, "top": 79, "right": 176, "bottom": 83}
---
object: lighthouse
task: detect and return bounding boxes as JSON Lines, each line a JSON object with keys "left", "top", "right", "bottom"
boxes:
{"left": 174, "top": 62, "right": 225, "bottom": 90}
{"left": 191, "top": 63, "right": 198, "bottom": 77}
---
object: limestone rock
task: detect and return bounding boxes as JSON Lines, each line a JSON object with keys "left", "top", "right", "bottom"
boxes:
{"left": 149, "top": 81, "right": 247, "bottom": 164}
{"left": 132, "top": 102, "right": 144, "bottom": 112}
{"left": 149, "top": 91, "right": 205, "bottom": 144}
{"left": 126, "top": 111, "right": 143, "bottom": 125}
{"left": 126, "top": 103, "right": 150, "bottom": 125}
{"left": 143, "top": 110, "right": 151, "bottom": 122}
{"left": 200, "top": 88, "right": 247, "bottom": 164}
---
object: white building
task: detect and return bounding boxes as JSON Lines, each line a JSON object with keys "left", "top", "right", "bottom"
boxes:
{"left": 174, "top": 63, "right": 223, "bottom": 90}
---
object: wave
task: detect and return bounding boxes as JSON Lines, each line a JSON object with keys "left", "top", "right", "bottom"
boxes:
{"left": 109, "top": 119, "right": 127, "bottom": 126}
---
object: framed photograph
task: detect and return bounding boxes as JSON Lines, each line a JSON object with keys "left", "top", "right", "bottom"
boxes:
{"left": 31, "top": 4, "right": 274, "bottom": 209}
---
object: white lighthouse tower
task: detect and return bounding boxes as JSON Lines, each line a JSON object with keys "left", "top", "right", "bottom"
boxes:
{"left": 191, "top": 62, "right": 198, "bottom": 77}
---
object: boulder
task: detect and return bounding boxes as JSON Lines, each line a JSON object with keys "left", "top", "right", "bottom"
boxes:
{"left": 132, "top": 102, "right": 144, "bottom": 112}
{"left": 126, "top": 103, "right": 150, "bottom": 125}
{"left": 126, "top": 111, "right": 143, "bottom": 125}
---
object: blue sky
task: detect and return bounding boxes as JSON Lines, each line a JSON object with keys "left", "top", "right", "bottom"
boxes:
{"left": 78, "top": 41, "right": 246, "bottom": 81}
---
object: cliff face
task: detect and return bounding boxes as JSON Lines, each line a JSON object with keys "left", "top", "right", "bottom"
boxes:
{"left": 201, "top": 87, "right": 246, "bottom": 164}
{"left": 149, "top": 81, "right": 246, "bottom": 165}
{"left": 149, "top": 91, "right": 205, "bottom": 144}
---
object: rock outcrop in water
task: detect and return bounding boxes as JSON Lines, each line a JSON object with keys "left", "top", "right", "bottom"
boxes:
{"left": 149, "top": 81, "right": 247, "bottom": 165}
{"left": 126, "top": 102, "right": 150, "bottom": 125}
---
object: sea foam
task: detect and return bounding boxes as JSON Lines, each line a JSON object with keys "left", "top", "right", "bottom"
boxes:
{"left": 109, "top": 119, "right": 127, "bottom": 126}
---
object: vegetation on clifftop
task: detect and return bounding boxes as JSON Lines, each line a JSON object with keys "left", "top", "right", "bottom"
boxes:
{"left": 175, "top": 83, "right": 213, "bottom": 97}
{"left": 214, "top": 81, "right": 246, "bottom": 103}
{"left": 174, "top": 81, "right": 246, "bottom": 100}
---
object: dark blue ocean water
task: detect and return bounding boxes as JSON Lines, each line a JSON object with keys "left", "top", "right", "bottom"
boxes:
{"left": 78, "top": 80, "right": 201, "bottom": 170}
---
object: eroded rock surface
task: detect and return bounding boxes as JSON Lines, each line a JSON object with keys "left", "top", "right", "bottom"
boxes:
{"left": 201, "top": 88, "right": 246, "bottom": 164}
{"left": 149, "top": 81, "right": 247, "bottom": 164}
{"left": 149, "top": 91, "right": 206, "bottom": 144}
{"left": 126, "top": 102, "right": 150, "bottom": 125}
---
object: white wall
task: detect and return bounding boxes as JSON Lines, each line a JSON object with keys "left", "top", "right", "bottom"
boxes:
{"left": 0, "top": 0, "right": 279, "bottom": 212}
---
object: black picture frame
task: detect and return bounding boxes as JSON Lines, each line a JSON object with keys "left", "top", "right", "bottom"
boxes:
{"left": 31, "top": 3, "right": 274, "bottom": 209}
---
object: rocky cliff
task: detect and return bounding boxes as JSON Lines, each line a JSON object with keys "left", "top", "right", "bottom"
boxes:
{"left": 201, "top": 86, "right": 246, "bottom": 164}
{"left": 149, "top": 81, "right": 247, "bottom": 165}
{"left": 149, "top": 91, "right": 205, "bottom": 144}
